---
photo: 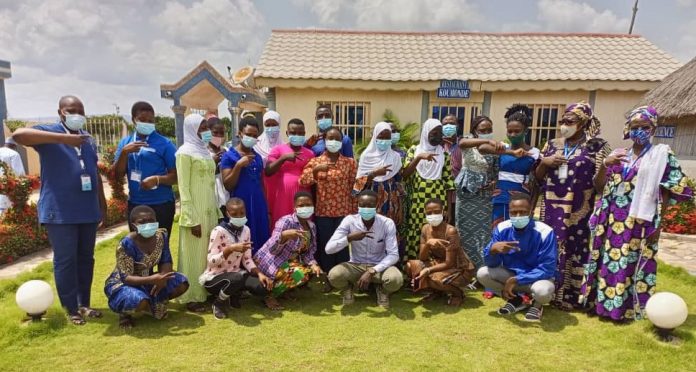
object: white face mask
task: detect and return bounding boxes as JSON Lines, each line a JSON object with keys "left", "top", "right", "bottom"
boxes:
{"left": 560, "top": 124, "right": 577, "bottom": 139}
{"left": 426, "top": 214, "right": 444, "bottom": 227}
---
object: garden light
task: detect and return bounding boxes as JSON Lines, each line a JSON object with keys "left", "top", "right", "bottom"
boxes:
{"left": 645, "top": 292, "right": 688, "bottom": 341}
{"left": 15, "top": 280, "right": 54, "bottom": 321}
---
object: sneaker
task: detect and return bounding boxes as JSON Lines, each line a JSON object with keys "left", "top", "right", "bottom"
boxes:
{"left": 375, "top": 285, "right": 390, "bottom": 309}
{"left": 497, "top": 296, "right": 527, "bottom": 315}
{"left": 228, "top": 295, "right": 241, "bottom": 309}
{"left": 341, "top": 286, "right": 355, "bottom": 306}
{"left": 212, "top": 301, "right": 228, "bottom": 320}
{"left": 524, "top": 306, "right": 543, "bottom": 322}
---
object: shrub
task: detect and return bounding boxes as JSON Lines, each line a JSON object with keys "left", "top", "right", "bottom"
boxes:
{"left": 4, "top": 119, "right": 29, "bottom": 133}
{"left": 155, "top": 115, "right": 176, "bottom": 138}
{"left": 97, "top": 145, "right": 128, "bottom": 227}
{"left": 662, "top": 200, "right": 696, "bottom": 235}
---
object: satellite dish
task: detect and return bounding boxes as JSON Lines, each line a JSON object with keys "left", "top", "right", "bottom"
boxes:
{"left": 232, "top": 66, "right": 255, "bottom": 88}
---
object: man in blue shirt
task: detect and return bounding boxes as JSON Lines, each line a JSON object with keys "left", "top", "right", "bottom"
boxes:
{"left": 305, "top": 104, "right": 354, "bottom": 158}
{"left": 478, "top": 193, "right": 557, "bottom": 322}
{"left": 326, "top": 190, "right": 403, "bottom": 309}
{"left": 13, "top": 95, "right": 107, "bottom": 325}
{"left": 113, "top": 102, "right": 178, "bottom": 233}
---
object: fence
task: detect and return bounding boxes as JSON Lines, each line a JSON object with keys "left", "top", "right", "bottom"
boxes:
{"left": 84, "top": 117, "right": 129, "bottom": 155}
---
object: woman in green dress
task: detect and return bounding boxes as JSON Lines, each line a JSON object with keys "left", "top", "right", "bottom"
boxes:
{"left": 175, "top": 113, "right": 222, "bottom": 312}
{"left": 402, "top": 118, "right": 454, "bottom": 261}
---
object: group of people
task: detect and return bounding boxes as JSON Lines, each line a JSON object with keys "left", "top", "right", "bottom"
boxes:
{"left": 8, "top": 94, "right": 692, "bottom": 328}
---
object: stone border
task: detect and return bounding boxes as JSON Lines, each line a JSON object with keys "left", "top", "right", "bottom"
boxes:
{"left": 661, "top": 232, "right": 696, "bottom": 243}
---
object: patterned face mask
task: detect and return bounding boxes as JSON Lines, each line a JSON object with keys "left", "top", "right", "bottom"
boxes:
{"left": 629, "top": 128, "right": 652, "bottom": 145}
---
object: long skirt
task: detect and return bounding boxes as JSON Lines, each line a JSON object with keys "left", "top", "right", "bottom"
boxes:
{"left": 456, "top": 188, "right": 492, "bottom": 269}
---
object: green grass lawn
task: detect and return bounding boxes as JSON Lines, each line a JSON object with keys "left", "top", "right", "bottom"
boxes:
{"left": 1, "top": 225, "right": 695, "bottom": 371}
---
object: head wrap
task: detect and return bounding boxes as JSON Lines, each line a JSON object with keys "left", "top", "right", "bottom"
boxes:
{"left": 624, "top": 105, "right": 658, "bottom": 139}
{"left": 357, "top": 122, "right": 402, "bottom": 182}
{"left": 414, "top": 118, "right": 445, "bottom": 180}
{"left": 254, "top": 110, "right": 282, "bottom": 159}
{"left": 176, "top": 114, "right": 212, "bottom": 159}
{"left": 564, "top": 101, "right": 601, "bottom": 138}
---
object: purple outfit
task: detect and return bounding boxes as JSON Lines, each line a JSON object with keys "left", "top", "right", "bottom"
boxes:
{"left": 253, "top": 213, "right": 318, "bottom": 277}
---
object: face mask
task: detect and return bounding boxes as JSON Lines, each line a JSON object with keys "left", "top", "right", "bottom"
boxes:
{"left": 426, "top": 214, "right": 444, "bottom": 227}
{"left": 135, "top": 122, "right": 156, "bottom": 136}
{"left": 629, "top": 128, "right": 652, "bottom": 145}
{"left": 442, "top": 124, "right": 457, "bottom": 137}
{"left": 391, "top": 132, "right": 400, "bottom": 145}
{"left": 510, "top": 215, "right": 530, "bottom": 229}
{"left": 325, "top": 139, "right": 342, "bottom": 153}
{"left": 317, "top": 118, "right": 333, "bottom": 131}
{"left": 288, "top": 135, "right": 305, "bottom": 146}
{"left": 477, "top": 133, "right": 493, "bottom": 140}
{"left": 200, "top": 130, "right": 213, "bottom": 144}
{"left": 63, "top": 113, "right": 86, "bottom": 131}
{"left": 241, "top": 135, "right": 258, "bottom": 148}
{"left": 136, "top": 222, "right": 159, "bottom": 238}
{"left": 560, "top": 125, "right": 577, "bottom": 139}
{"left": 229, "top": 216, "right": 247, "bottom": 227}
{"left": 376, "top": 139, "right": 391, "bottom": 152}
{"left": 358, "top": 207, "right": 377, "bottom": 221}
{"left": 507, "top": 132, "right": 526, "bottom": 146}
{"left": 265, "top": 126, "right": 280, "bottom": 139}
{"left": 210, "top": 136, "right": 224, "bottom": 147}
{"left": 296, "top": 206, "right": 314, "bottom": 219}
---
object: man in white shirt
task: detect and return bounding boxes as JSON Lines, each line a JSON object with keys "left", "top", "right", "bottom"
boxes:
{"left": 326, "top": 190, "right": 403, "bottom": 309}
{"left": 0, "top": 136, "right": 26, "bottom": 214}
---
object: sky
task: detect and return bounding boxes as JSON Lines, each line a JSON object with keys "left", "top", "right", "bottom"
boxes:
{"left": 1, "top": 0, "right": 695, "bottom": 119}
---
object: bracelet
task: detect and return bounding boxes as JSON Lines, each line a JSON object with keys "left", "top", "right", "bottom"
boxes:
{"left": 602, "top": 158, "right": 609, "bottom": 167}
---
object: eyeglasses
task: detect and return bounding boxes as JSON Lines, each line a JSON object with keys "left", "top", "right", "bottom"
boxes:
{"left": 559, "top": 119, "right": 581, "bottom": 125}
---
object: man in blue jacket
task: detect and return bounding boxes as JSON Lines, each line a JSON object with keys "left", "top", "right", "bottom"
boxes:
{"left": 478, "top": 193, "right": 557, "bottom": 322}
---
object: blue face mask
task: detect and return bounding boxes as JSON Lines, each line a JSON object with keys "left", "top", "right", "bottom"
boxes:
{"left": 443, "top": 124, "right": 457, "bottom": 137}
{"left": 376, "top": 139, "right": 391, "bottom": 152}
{"left": 289, "top": 135, "right": 305, "bottom": 146}
{"left": 510, "top": 215, "right": 530, "bottom": 229}
{"left": 265, "top": 126, "right": 280, "bottom": 138}
{"left": 325, "top": 139, "right": 342, "bottom": 153}
{"left": 241, "top": 135, "right": 258, "bottom": 148}
{"left": 63, "top": 113, "right": 86, "bottom": 131}
{"left": 629, "top": 128, "right": 652, "bottom": 145}
{"left": 318, "top": 118, "right": 333, "bottom": 131}
{"left": 200, "top": 130, "right": 213, "bottom": 144}
{"left": 358, "top": 207, "right": 377, "bottom": 221}
{"left": 229, "top": 216, "right": 247, "bottom": 227}
{"left": 477, "top": 133, "right": 493, "bottom": 140}
{"left": 136, "top": 222, "right": 159, "bottom": 238}
{"left": 296, "top": 206, "right": 314, "bottom": 219}
{"left": 135, "top": 122, "right": 156, "bottom": 136}
{"left": 391, "top": 132, "right": 400, "bottom": 144}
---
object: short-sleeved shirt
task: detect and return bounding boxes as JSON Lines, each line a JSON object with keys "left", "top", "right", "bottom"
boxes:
{"left": 31, "top": 123, "right": 101, "bottom": 224}
{"left": 114, "top": 132, "right": 176, "bottom": 205}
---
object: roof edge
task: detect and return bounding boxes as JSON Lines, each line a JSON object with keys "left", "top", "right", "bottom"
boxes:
{"left": 270, "top": 28, "right": 641, "bottom": 38}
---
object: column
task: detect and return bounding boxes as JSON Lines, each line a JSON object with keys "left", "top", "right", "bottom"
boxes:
{"left": 171, "top": 103, "right": 187, "bottom": 147}
{"left": 227, "top": 104, "right": 241, "bottom": 147}
{"left": 0, "top": 80, "right": 6, "bottom": 145}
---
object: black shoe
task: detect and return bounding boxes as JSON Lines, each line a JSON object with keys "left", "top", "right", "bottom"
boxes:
{"left": 228, "top": 296, "right": 242, "bottom": 309}
{"left": 212, "top": 301, "right": 228, "bottom": 320}
{"left": 524, "top": 306, "right": 543, "bottom": 322}
{"left": 497, "top": 296, "right": 527, "bottom": 315}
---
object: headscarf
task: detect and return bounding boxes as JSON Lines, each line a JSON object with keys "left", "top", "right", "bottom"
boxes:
{"left": 176, "top": 113, "right": 212, "bottom": 159}
{"left": 624, "top": 105, "right": 658, "bottom": 139}
{"left": 357, "top": 122, "right": 402, "bottom": 182}
{"left": 564, "top": 101, "right": 601, "bottom": 138}
{"left": 414, "top": 118, "right": 445, "bottom": 180}
{"left": 254, "top": 110, "right": 282, "bottom": 159}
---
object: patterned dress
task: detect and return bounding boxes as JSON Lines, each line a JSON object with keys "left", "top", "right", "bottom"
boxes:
{"left": 581, "top": 149, "right": 692, "bottom": 321}
{"left": 403, "top": 146, "right": 455, "bottom": 260}
{"left": 299, "top": 153, "right": 358, "bottom": 217}
{"left": 455, "top": 142, "right": 499, "bottom": 269}
{"left": 104, "top": 230, "right": 188, "bottom": 318}
{"left": 540, "top": 137, "right": 610, "bottom": 310}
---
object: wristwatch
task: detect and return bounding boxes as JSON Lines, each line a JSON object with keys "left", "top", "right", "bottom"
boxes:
{"left": 367, "top": 268, "right": 377, "bottom": 275}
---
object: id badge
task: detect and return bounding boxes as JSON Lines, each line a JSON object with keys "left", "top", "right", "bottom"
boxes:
{"left": 130, "top": 170, "right": 142, "bottom": 183}
{"left": 558, "top": 164, "right": 568, "bottom": 180}
{"left": 81, "top": 174, "right": 92, "bottom": 191}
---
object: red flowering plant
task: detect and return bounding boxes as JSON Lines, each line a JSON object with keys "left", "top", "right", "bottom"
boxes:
{"left": 97, "top": 145, "right": 128, "bottom": 227}
{"left": 661, "top": 177, "right": 696, "bottom": 235}
{"left": 0, "top": 162, "right": 48, "bottom": 265}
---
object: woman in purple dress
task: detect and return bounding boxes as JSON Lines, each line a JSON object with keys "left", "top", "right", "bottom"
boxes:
{"left": 581, "top": 106, "right": 693, "bottom": 322}
{"left": 535, "top": 101, "right": 609, "bottom": 311}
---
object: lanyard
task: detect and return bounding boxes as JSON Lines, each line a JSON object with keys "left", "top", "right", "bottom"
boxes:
{"left": 61, "top": 124, "right": 86, "bottom": 171}
{"left": 622, "top": 144, "right": 652, "bottom": 179}
{"left": 563, "top": 141, "right": 580, "bottom": 159}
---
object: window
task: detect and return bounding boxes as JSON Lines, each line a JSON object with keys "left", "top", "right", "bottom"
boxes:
{"left": 523, "top": 104, "right": 566, "bottom": 149}
{"left": 430, "top": 101, "right": 483, "bottom": 136}
{"left": 317, "top": 101, "right": 371, "bottom": 143}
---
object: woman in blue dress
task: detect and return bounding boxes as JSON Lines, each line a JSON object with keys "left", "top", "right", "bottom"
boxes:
{"left": 479, "top": 104, "right": 540, "bottom": 226}
{"left": 220, "top": 116, "right": 270, "bottom": 254}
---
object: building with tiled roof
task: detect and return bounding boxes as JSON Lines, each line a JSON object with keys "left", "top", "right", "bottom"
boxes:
{"left": 255, "top": 29, "right": 682, "bottom": 149}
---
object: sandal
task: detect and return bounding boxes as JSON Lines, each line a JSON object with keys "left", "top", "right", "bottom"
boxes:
{"left": 68, "top": 312, "right": 86, "bottom": 326}
{"left": 118, "top": 314, "right": 134, "bottom": 329}
{"left": 264, "top": 296, "right": 284, "bottom": 311}
{"left": 185, "top": 302, "right": 208, "bottom": 313}
{"left": 79, "top": 306, "right": 103, "bottom": 319}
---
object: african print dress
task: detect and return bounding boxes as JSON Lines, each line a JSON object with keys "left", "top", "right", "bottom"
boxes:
{"left": 540, "top": 137, "right": 610, "bottom": 310}
{"left": 580, "top": 148, "right": 692, "bottom": 321}
{"left": 402, "top": 146, "right": 455, "bottom": 260}
{"left": 104, "top": 230, "right": 188, "bottom": 318}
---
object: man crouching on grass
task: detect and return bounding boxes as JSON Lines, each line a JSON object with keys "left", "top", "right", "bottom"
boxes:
{"left": 477, "top": 193, "right": 557, "bottom": 322}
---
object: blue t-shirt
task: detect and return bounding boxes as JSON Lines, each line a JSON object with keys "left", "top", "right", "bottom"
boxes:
{"left": 32, "top": 123, "right": 101, "bottom": 224}
{"left": 310, "top": 134, "right": 353, "bottom": 158}
{"left": 114, "top": 132, "right": 176, "bottom": 205}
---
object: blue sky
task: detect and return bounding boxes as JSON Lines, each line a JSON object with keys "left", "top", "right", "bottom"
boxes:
{"left": 1, "top": 0, "right": 695, "bottom": 118}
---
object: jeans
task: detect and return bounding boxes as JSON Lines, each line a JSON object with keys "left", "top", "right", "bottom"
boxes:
{"left": 128, "top": 201, "right": 176, "bottom": 235}
{"left": 45, "top": 223, "right": 99, "bottom": 314}
{"left": 476, "top": 266, "right": 555, "bottom": 306}
{"left": 315, "top": 216, "right": 349, "bottom": 273}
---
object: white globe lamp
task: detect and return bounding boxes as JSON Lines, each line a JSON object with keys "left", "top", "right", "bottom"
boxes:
{"left": 645, "top": 292, "right": 688, "bottom": 341}
{"left": 15, "top": 280, "right": 54, "bottom": 321}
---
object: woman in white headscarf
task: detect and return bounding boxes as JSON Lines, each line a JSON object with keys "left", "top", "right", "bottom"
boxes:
{"left": 175, "top": 113, "right": 222, "bottom": 312}
{"left": 254, "top": 110, "right": 282, "bottom": 216}
{"left": 401, "top": 118, "right": 454, "bottom": 260}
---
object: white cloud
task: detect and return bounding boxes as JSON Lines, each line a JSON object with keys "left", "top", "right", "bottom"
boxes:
{"left": 536, "top": 0, "right": 630, "bottom": 33}
{"left": 675, "top": 19, "right": 696, "bottom": 62}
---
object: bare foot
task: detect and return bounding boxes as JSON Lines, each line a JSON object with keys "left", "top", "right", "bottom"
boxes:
{"left": 448, "top": 296, "right": 464, "bottom": 307}
{"left": 118, "top": 314, "right": 134, "bottom": 329}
